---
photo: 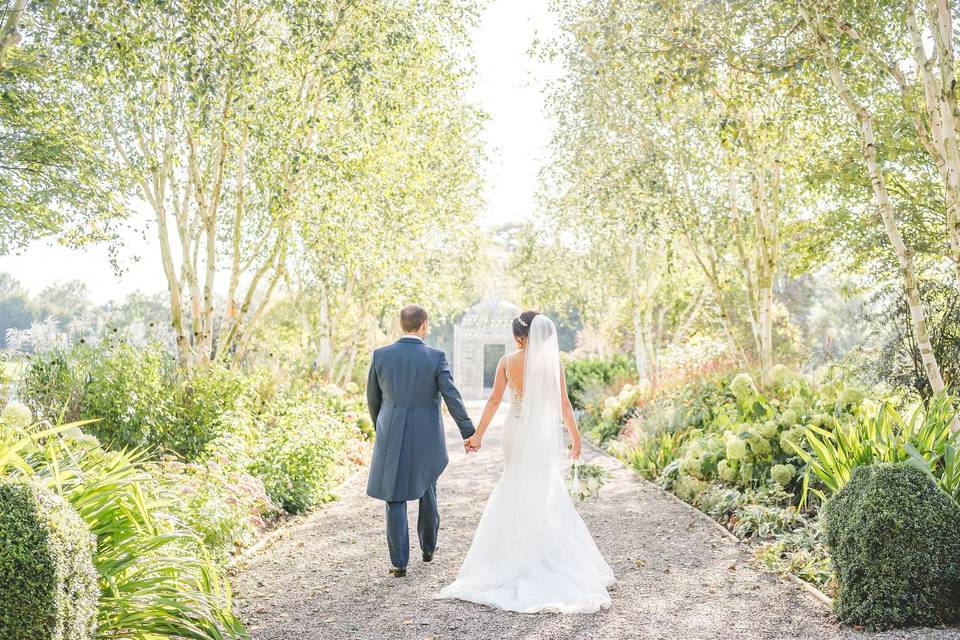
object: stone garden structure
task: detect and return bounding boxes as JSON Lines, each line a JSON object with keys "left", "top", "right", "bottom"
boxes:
{"left": 453, "top": 299, "right": 520, "bottom": 399}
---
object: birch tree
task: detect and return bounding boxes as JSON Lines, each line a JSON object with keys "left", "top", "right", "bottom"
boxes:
{"left": 797, "top": 2, "right": 948, "bottom": 395}
{"left": 536, "top": 0, "right": 806, "bottom": 379}
{"left": 41, "top": 0, "right": 483, "bottom": 369}
{"left": 811, "top": 0, "right": 960, "bottom": 284}
{"left": 246, "top": 0, "right": 485, "bottom": 379}
{"left": 521, "top": 19, "right": 710, "bottom": 383}
{"left": 0, "top": 0, "right": 124, "bottom": 253}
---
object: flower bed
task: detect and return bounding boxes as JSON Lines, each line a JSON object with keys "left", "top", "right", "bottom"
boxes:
{"left": 589, "top": 364, "right": 960, "bottom": 623}
{"left": 14, "top": 341, "right": 374, "bottom": 556}
{"left": 1, "top": 357, "right": 375, "bottom": 637}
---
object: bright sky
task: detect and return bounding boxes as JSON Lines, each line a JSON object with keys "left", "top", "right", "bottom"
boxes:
{"left": 0, "top": 0, "right": 561, "bottom": 304}
{"left": 468, "top": 0, "right": 560, "bottom": 228}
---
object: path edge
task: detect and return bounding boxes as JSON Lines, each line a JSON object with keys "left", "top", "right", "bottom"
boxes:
{"left": 226, "top": 465, "right": 369, "bottom": 573}
{"left": 581, "top": 437, "right": 835, "bottom": 611}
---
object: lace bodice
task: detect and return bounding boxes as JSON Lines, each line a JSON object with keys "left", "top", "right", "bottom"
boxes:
{"left": 504, "top": 357, "right": 523, "bottom": 418}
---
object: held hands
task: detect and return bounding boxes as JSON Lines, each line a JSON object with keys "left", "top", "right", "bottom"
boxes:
{"left": 464, "top": 433, "right": 482, "bottom": 453}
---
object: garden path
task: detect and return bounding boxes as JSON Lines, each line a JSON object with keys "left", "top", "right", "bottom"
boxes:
{"left": 232, "top": 403, "right": 958, "bottom": 640}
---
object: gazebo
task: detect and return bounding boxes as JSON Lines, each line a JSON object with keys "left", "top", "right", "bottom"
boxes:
{"left": 453, "top": 299, "right": 520, "bottom": 399}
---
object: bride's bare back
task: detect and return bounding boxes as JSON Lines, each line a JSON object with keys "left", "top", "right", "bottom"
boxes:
{"left": 502, "top": 350, "right": 525, "bottom": 394}
{"left": 470, "top": 343, "right": 581, "bottom": 460}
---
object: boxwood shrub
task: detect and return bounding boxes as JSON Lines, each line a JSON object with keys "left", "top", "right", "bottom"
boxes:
{"left": 823, "top": 463, "right": 960, "bottom": 630}
{"left": 0, "top": 480, "right": 99, "bottom": 640}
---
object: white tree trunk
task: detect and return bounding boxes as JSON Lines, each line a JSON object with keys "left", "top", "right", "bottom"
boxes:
{"left": 0, "top": 0, "right": 27, "bottom": 67}
{"left": 803, "top": 5, "right": 948, "bottom": 400}
{"left": 842, "top": 4, "right": 960, "bottom": 285}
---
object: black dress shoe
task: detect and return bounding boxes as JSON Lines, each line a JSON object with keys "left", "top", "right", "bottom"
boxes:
{"left": 388, "top": 566, "right": 407, "bottom": 578}
{"left": 422, "top": 551, "right": 434, "bottom": 562}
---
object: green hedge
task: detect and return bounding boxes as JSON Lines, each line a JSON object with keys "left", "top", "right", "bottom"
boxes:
{"left": 824, "top": 463, "right": 960, "bottom": 630}
{"left": 0, "top": 480, "right": 99, "bottom": 640}
{"left": 563, "top": 355, "right": 635, "bottom": 410}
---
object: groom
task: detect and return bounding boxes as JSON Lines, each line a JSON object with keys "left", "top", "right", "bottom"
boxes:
{"left": 366, "top": 304, "right": 479, "bottom": 577}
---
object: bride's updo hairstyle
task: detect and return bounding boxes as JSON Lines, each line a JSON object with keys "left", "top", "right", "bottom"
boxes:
{"left": 512, "top": 310, "right": 540, "bottom": 340}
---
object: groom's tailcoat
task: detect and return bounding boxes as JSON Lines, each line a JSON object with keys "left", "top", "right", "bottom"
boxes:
{"left": 366, "top": 337, "right": 475, "bottom": 502}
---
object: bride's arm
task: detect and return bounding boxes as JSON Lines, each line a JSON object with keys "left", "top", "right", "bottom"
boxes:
{"left": 469, "top": 358, "right": 507, "bottom": 446}
{"left": 559, "top": 362, "right": 582, "bottom": 459}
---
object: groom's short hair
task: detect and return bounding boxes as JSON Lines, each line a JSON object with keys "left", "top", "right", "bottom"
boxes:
{"left": 400, "top": 304, "right": 428, "bottom": 333}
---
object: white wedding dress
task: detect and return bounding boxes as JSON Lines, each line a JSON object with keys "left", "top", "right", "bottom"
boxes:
{"left": 437, "top": 315, "right": 615, "bottom": 613}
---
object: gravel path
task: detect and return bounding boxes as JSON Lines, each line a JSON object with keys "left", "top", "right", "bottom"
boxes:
{"left": 233, "top": 403, "right": 960, "bottom": 640}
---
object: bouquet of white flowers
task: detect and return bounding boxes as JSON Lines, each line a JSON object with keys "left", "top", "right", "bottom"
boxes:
{"left": 567, "top": 459, "right": 608, "bottom": 501}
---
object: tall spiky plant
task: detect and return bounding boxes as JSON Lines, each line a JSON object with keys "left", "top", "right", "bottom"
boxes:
{"left": 0, "top": 420, "right": 247, "bottom": 640}
{"left": 790, "top": 395, "right": 959, "bottom": 505}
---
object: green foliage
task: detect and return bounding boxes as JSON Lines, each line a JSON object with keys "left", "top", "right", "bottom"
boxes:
{"left": 151, "top": 455, "right": 278, "bottom": 564}
{"left": 0, "top": 416, "right": 247, "bottom": 639}
{"left": 314, "top": 382, "right": 375, "bottom": 441}
{"left": 81, "top": 342, "right": 177, "bottom": 451}
{"left": 615, "top": 430, "right": 688, "bottom": 479}
{"left": 755, "top": 520, "right": 833, "bottom": 594}
{"left": 166, "top": 364, "right": 262, "bottom": 460}
{"left": 0, "top": 2, "right": 125, "bottom": 254}
{"left": 614, "top": 367, "right": 869, "bottom": 502}
{"left": 699, "top": 485, "right": 806, "bottom": 539}
{"left": 251, "top": 401, "right": 357, "bottom": 514}
{"left": 21, "top": 342, "right": 266, "bottom": 459}
{"left": 609, "top": 367, "right": 960, "bottom": 621}
{"left": 19, "top": 350, "right": 86, "bottom": 424}
{"left": 18, "top": 340, "right": 373, "bottom": 529}
{"left": 823, "top": 463, "right": 960, "bottom": 630}
{"left": 588, "top": 373, "right": 734, "bottom": 446}
{"left": 0, "top": 479, "right": 99, "bottom": 640}
{"left": 562, "top": 355, "right": 635, "bottom": 410}
{"left": 790, "top": 395, "right": 958, "bottom": 503}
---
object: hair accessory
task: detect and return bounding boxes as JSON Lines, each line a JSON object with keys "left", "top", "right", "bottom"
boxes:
{"left": 517, "top": 317, "right": 528, "bottom": 327}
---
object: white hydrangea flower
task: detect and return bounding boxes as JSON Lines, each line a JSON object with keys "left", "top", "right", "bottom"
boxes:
{"left": 748, "top": 435, "right": 772, "bottom": 457}
{"left": 759, "top": 420, "right": 778, "bottom": 438}
{"left": 678, "top": 455, "right": 703, "bottom": 479}
{"left": 779, "top": 409, "right": 798, "bottom": 426}
{"left": 838, "top": 385, "right": 865, "bottom": 406}
{"left": 674, "top": 476, "right": 708, "bottom": 502}
{"left": 770, "top": 463, "right": 796, "bottom": 487}
{"left": 729, "top": 373, "right": 757, "bottom": 400}
{"left": 718, "top": 459, "right": 738, "bottom": 483}
{"left": 768, "top": 364, "right": 793, "bottom": 385}
{"left": 726, "top": 437, "right": 748, "bottom": 460}
{"left": 0, "top": 401, "right": 32, "bottom": 430}
{"left": 779, "top": 426, "right": 805, "bottom": 451}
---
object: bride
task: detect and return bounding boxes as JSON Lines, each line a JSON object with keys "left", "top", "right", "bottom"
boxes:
{"left": 437, "top": 311, "right": 615, "bottom": 613}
